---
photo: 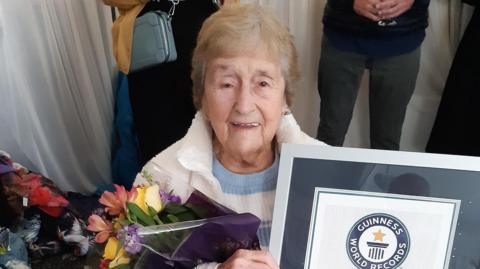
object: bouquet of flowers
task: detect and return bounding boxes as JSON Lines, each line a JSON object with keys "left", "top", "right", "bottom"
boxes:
{"left": 87, "top": 172, "right": 260, "bottom": 269}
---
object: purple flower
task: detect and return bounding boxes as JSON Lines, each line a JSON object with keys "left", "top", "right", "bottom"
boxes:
{"left": 159, "top": 190, "right": 181, "bottom": 204}
{"left": 117, "top": 224, "right": 142, "bottom": 254}
{"left": 169, "top": 194, "right": 181, "bottom": 204}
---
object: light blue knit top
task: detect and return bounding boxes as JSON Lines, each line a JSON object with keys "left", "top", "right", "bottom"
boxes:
{"left": 212, "top": 154, "right": 279, "bottom": 249}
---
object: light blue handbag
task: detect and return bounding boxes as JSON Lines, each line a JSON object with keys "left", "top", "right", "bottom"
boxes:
{"left": 130, "top": 9, "right": 177, "bottom": 73}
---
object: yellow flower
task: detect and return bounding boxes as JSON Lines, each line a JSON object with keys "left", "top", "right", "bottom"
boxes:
{"left": 133, "top": 187, "right": 149, "bottom": 214}
{"left": 109, "top": 248, "right": 130, "bottom": 268}
{"left": 145, "top": 184, "right": 163, "bottom": 212}
{"left": 103, "top": 237, "right": 130, "bottom": 268}
{"left": 103, "top": 237, "right": 119, "bottom": 260}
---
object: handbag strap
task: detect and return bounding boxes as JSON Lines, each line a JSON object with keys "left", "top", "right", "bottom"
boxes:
{"left": 168, "top": 0, "right": 183, "bottom": 18}
{"left": 149, "top": 0, "right": 184, "bottom": 19}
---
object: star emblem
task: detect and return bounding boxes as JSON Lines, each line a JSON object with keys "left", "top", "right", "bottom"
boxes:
{"left": 373, "top": 229, "right": 386, "bottom": 242}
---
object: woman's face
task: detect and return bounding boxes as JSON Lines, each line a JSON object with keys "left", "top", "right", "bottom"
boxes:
{"left": 202, "top": 48, "right": 286, "bottom": 161}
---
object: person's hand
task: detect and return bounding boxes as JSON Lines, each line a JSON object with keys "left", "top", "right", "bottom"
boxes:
{"left": 218, "top": 249, "right": 279, "bottom": 269}
{"left": 353, "top": 0, "right": 383, "bottom": 21}
{"left": 375, "top": 0, "right": 415, "bottom": 20}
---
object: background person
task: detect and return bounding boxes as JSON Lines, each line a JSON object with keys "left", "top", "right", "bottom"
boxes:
{"left": 317, "top": 0, "right": 431, "bottom": 150}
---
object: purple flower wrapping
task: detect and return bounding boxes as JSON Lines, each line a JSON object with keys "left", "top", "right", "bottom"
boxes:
{"left": 136, "top": 213, "right": 261, "bottom": 269}
{"left": 175, "top": 213, "right": 261, "bottom": 265}
{"left": 185, "top": 191, "right": 235, "bottom": 218}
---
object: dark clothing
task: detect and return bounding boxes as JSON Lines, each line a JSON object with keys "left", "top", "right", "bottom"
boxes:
{"left": 317, "top": 0, "right": 428, "bottom": 149}
{"left": 128, "top": 0, "right": 217, "bottom": 164}
{"left": 111, "top": 72, "right": 141, "bottom": 188}
{"left": 426, "top": 6, "right": 480, "bottom": 156}
{"left": 317, "top": 38, "right": 420, "bottom": 150}
{"left": 323, "top": 0, "right": 430, "bottom": 36}
{"left": 324, "top": 28, "right": 425, "bottom": 58}
{"left": 323, "top": 0, "right": 428, "bottom": 58}
{"left": 463, "top": 0, "right": 477, "bottom": 6}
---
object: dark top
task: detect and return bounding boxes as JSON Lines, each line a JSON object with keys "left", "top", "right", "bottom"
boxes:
{"left": 324, "top": 28, "right": 425, "bottom": 57}
{"left": 322, "top": 0, "right": 429, "bottom": 57}
{"left": 323, "top": 0, "right": 430, "bottom": 36}
{"left": 426, "top": 6, "right": 480, "bottom": 156}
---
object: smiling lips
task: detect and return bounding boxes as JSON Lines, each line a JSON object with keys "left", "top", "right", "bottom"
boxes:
{"left": 231, "top": 122, "right": 260, "bottom": 128}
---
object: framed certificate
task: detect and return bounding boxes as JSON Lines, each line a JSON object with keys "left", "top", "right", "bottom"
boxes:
{"left": 270, "top": 144, "right": 480, "bottom": 269}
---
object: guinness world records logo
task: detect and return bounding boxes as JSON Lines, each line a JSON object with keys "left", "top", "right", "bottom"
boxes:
{"left": 346, "top": 213, "right": 410, "bottom": 269}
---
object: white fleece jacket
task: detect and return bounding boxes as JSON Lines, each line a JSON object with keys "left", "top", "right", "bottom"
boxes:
{"left": 133, "top": 111, "right": 326, "bottom": 268}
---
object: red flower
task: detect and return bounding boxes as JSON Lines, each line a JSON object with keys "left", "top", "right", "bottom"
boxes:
{"left": 29, "top": 186, "right": 69, "bottom": 217}
{"left": 99, "top": 258, "right": 111, "bottom": 269}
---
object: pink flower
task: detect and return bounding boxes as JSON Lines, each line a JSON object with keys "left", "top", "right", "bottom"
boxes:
{"left": 87, "top": 214, "right": 112, "bottom": 243}
{"left": 99, "top": 184, "right": 128, "bottom": 216}
{"left": 127, "top": 187, "right": 138, "bottom": 202}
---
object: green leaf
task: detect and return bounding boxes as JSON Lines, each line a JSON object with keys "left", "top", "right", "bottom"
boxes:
{"left": 148, "top": 206, "right": 158, "bottom": 217}
{"left": 126, "top": 202, "right": 155, "bottom": 226}
{"left": 126, "top": 211, "right": 134, "bottom": 223}
{"left": 153, "top": 215, "right": 164, "bottom": 225}
{"left": 184, "top": 203, "right": 210, "bottom": 218}
{"left": 175, "top": 211, "right": 197, "bottom": 222}
{"left": 166, "top": 214, "right": 180, "bottom": 223}
{"left": 131, "top": 213, "right": 138, "bottom": 223}
{"left": 164, "top": 202, "right": 188, "bottom": 214}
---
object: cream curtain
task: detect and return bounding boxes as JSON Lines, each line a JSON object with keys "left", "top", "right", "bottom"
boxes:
{"left": 0, "top": 0, "right": 116, "bottom": 193}
{"left": 244, "top": 0, "right": 474, "bottom": 152}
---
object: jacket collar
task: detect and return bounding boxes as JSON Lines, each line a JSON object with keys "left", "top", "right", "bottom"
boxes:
{"left": 176, "top": 112, "right": 214, "bottom": 180}
{"left": 176, "top": 111, "right": 321, "bottom": 185}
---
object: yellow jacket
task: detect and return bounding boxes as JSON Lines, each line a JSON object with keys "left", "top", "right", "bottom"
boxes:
{"left": 103, "top": 0, "right": 149, "bottom": 74}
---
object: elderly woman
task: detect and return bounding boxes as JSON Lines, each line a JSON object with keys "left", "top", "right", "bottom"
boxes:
{"left": 134, "top": 3, "right": 325, "bottom": 268}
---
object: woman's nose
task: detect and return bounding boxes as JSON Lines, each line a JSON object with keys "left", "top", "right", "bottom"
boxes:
{"left": 234, "top": 84, "right": 256, "bottom": 114}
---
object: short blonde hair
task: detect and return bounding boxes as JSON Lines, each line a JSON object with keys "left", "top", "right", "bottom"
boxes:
{"left": 191, "top": 3, "right": 300, "bottom": 109}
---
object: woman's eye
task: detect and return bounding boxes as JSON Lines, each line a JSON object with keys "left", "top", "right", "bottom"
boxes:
{"left": 221, "top": 83, "right": 233, "bottom": 88}
{"left": 259, "top": 81, "right": 270, "bottom": 87}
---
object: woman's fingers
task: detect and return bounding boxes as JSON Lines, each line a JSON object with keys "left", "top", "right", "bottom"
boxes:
{"left": 374, "top": 0, "right": 397, "bottom": 11}
{"left": 354, "top": 0, "right": 382, "bottom": 21}
{"left": 241, "top": 250, "right": 279, "bottom": 269}
{"left": 376, "top": 0, "right": 414, "bottom": 19}
{"left": 219, "top": 249, "right": 279, "bottom": 269}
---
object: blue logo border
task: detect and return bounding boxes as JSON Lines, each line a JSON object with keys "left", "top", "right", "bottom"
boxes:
{"left": 346, "top": 213, "right": 411, "bottom": 269}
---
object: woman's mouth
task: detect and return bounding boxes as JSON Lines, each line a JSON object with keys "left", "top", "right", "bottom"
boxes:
{"left": 231, "top": 122, "right": 260, "bottom": 128}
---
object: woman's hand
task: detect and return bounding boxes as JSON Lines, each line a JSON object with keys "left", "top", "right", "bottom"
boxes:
{"left": 218, "top": 249, "right": 279, "bottom": 269}
{"left": 375, "top": 0, "right": 415, "bottom": 20}
{"left": 353, "top": 0, "right": 382, "bottom": 21}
